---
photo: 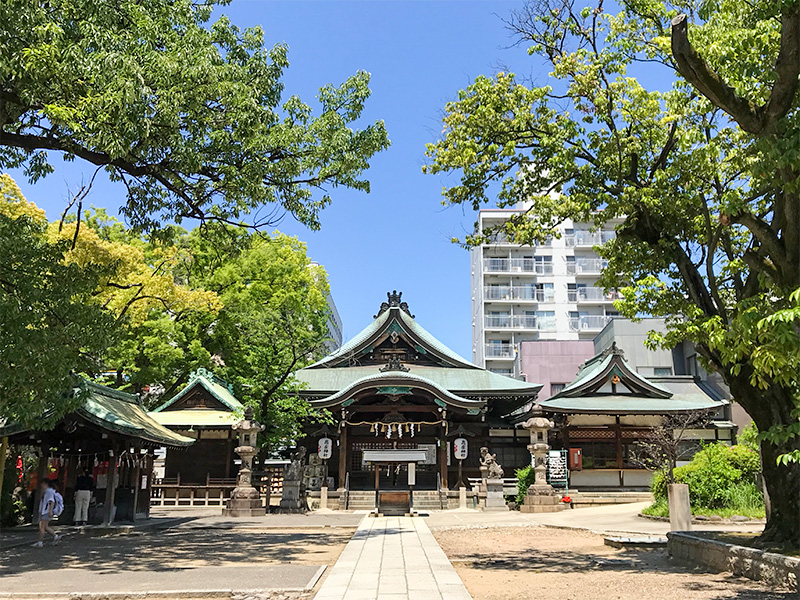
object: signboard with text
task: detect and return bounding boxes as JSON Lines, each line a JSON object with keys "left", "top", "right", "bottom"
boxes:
{"left": 317, "top": 437, "right": 333, "bottom": 460}
{"left": 453, "top": 438, "right": 468, "bottom": 460}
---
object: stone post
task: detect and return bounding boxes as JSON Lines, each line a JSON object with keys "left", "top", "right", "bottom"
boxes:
{"left": 667, "top": 483, "right": 692, "bottom": 531}
{"left": 223, "top": 407, "right": 266, "bottom": 517}
{"left": 519, "top": 413, "right": 565, "bottom": 513}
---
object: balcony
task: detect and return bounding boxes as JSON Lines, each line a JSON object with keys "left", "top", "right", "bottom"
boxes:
{"left": 483, "top": 258, "right": 554, "bottom": 274}
{"left": 566, "top": 258, "right": 608, "bottom": 275}
{"left": 485, "top": 343, "right": 514, "bottom": 358}
{"left": 564, "top": 231, "right": 616, "bottom": 247}
{"left": 484, "top": 315, "right": 556, "bottom": 331}
{"left": 567, "top": 288, "right": 621, "bottom": 303}
{"left": 568, "top": 315, "right": 613, "bottom": 332}
{"left": 484, "top": 286, "right": 554, "bottom": 302}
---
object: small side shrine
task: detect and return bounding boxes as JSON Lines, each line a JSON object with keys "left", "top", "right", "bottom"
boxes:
{"left": 292, "top": 291, "right": 542, "bottom": 507}
{"left": 0, "top": 380, "right": 193, "bottom": 524}
{"left": 150, "top": 368, "right": 243, "bottom": 484}
{"left": 539, "top": 343, "right": 732, "bottom": 488}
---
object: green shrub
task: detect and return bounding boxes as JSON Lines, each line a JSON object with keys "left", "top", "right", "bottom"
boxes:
{"left": 679, "top": 443, "right": 742, "bottom": 508}
{"left": 737, "top": 421, "right": 759, "bottom": 452}
{"left": 515, "top": 464, "right": 534, "bottom": 505}
{"left": 727, "top": 444, "right": 760, "bottom": 479}
{"left": 651, "top": 469, "right": 668, "bottom": 502}
{"left": 646, "top": 442, "right": 764, "bottom": 515}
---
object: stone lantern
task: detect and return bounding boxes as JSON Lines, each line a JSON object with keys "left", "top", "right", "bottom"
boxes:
{"left": 223, "top": 406, "right": 266, "bottom": 517}
{"left": 519, "top": 406, "right": 565, "bottom": 513}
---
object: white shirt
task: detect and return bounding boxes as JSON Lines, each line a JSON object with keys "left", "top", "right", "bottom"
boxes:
{"left": 39, "top": 488, "right": 55, "bottom": 517}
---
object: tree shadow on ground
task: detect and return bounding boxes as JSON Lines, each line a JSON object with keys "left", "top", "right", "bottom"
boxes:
{"left": 0, "top": 528, "right": 353, "bottom": 577}
{"left": 448, "top": 546, "right": 795, "bottom": 599}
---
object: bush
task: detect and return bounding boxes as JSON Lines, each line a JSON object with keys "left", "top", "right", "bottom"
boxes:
{"left": 648, "top": 442, "right": 764, "bottom": 515}
{"left": 515, "top": 464, "right": 535, "bottom": 505}
{"left": 651, "top": 470, "right": 668, "bottom": 502}
{"left": 727, "top": 444, "right": 760, "bottom": 479}
{"left": 738, "top": 421, "right": 759, "bottom": 452}
{"left": 679, "top": 443, "right": 742, "bottom": 508}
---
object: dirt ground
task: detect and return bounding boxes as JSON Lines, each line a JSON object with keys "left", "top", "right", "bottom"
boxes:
{"left": 433, "top": 526, "right": 794, "bottom": 600}
{"left": 0, "top": 527, "right": 353, "bottom": 575}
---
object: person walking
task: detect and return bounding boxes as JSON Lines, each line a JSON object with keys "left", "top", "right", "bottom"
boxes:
{"left": 74, "top": 468, "right": 94, "bottom": 526}
{"left": 33, "top": 478, "right": 61, "bottom": 547}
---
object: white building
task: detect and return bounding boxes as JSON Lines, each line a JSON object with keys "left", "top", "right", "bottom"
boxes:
{"left": 470, "top": 208, "right": 620, "bottom": 375}
{"left": 309, "top": 261, "right": 344, "bottom": 351}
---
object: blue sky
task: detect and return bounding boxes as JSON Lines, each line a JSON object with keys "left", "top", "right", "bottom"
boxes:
{"left": 7, "top": 1, "right": 581, "bottom": 358}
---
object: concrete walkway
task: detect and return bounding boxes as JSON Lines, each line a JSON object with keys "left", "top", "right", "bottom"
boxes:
{"left": 425, "top": 502, "right": 765, "bottom": 536}
{"left": 314, "top": 516, "right": 471, "bottom": 600}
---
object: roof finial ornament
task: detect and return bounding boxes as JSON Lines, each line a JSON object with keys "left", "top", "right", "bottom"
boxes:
{"left": 602, "top": 341, "right": 625, "bottom": 357}
{"left": 374, "top": 290, "right": 415, "bottom": 318}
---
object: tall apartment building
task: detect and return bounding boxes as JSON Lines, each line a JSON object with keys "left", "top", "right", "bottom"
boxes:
{"left": 309, "top": 261, "right": 344, "bottom": 352}
{"left": 470, "top": 208, "right": 620, "bottom": 375}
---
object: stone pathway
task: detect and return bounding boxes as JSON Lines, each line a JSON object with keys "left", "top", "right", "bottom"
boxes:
{"left": 314, "top": 516, "right": 472, "bottom": 600}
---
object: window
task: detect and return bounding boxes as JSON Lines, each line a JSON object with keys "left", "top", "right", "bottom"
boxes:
{"left": 654, "top": 367, "right": 673, "bottom": 376}
{"left": 550, "top": 383, "right": 566, "bottom": 395}
{"left": 574, "top": 442, "right": 617, "bottom": 469}
{"left": 536, "top": 310, "right": 556, "bottom": 330}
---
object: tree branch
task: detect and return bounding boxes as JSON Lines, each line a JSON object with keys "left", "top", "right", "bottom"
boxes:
{"left": 671, "top": 10, "right": 800, "bottom": 135}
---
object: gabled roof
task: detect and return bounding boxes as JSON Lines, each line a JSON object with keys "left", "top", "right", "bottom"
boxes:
{"left": 152, "top": 369, "right": 243, "bottom": 413}
{"left": 304, "top": 371, "right": 487, "bottom": 411}
{"left": 0, "top": 380, "right": 194, "bottom": 447}
{"left": 307, "top": 293, "right": 476, "bottom": 370}
{"left": 295, "top": 292, "right": 542, "bottom": 411}
{"left": 540, "top": 343, "right": 728, "bottom": 415}
{"left": 79, "top": 382, "right": 194, "bottom": 446}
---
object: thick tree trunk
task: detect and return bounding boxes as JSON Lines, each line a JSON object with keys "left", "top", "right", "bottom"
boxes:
{"left": 759, "top": 437, "right": 800, "bottom": 548}
{"left": 729, "top": 375, "right": 800, "bottom": 549}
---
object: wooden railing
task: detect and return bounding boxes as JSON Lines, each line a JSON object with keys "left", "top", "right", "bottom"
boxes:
{"left": 151, "top": 474, "right": 238, "bottom": 507}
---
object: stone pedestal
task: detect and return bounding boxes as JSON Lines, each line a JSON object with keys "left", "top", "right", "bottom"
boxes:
{"left": 520, "top": 484, "right": 565, "bottom": 513}
{"left": 668, "top": 483, "right": 692, "bottom": 531}
{"left": 223, "top": 408, "right": 266, "bottom": 517}
{"left": 279, "top": 480, "right": 305, "bottom": 512}
{"left": 484, "top": 479, "right": 509, "bottom": 511}
{"left": 223, "top": 468, "right": 266, "bottom": 517}
{"left": 519, "top": 412, "right": 566, "bottom": 513}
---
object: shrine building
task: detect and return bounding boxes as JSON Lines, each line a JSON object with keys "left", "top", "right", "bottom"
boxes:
{"left": 293, "top": 291, "right": 542, "bottom": 498}
{"left": 292, "top": 291, "right": 732, "bottom": 509}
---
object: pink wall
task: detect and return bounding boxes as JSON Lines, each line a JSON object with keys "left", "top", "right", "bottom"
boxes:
{"left": 518, "top": 340, "right": 596, "bottom": 399}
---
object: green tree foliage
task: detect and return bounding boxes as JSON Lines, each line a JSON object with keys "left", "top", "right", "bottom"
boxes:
{"left": 0, "top": 0, "right": 389, "bottom": 231}
{"left": 424, "top": 0, "right": 800, "bottom": 548}
{"left": 182, "top": 225, "right": 333, "bottom": 447}
{"left": 0, "top": 177, "right": 115, "bottom": 427}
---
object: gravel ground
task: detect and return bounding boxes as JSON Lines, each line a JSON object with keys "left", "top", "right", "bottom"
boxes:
{"left": 433, "top": 525, "right": 794, "bottom": 600}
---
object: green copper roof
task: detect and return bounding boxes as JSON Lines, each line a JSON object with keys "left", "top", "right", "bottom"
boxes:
{"left": 540, "top": 344, "right": 727, "bottom": 415}
{"left": 540, "top": 392, "right": 725, "bottom": 414}
{"left": 308, "top": 306, "right": 477, "bottom": 370}
{"left": 152, "top": 368, "right": 243, "bottom": 413}
{"left": 79, "top": 383, "right": 194, "bottom": 446}
{"left": 296, "top": 364, "right": 540, "bottom": 397}
{"left": 0, "top": 381, "right": 195, "bottom": 447}
{"left": 303, "top": 371, "right": 488, "bottom": 410}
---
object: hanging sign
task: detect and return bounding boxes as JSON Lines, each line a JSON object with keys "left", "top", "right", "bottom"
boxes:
{"left": 317, "top": 437, "right": 333, "bottom": 460}
{"left": 453, "top": 437, "right": 468, "bottom": 460}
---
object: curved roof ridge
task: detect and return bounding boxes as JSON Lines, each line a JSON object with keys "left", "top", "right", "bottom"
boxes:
{"left": 307, "top": 306, "right": 476, "bottom": 370}
{"left": 308, "top": 370, "right": 486, "bottom": 410}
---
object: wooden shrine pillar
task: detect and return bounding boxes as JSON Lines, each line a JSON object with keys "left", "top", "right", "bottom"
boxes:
{"left": 104, "top": 444, "right": 118, "bottom": 525}
{"left": 132, "top": 444, "right": 142, "bottom": 522}
{"left": 338, "top": 425, "right": 348, "bottom": 490}
{"left": 438, "top": 427, "right": 448, "bottom": 490}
